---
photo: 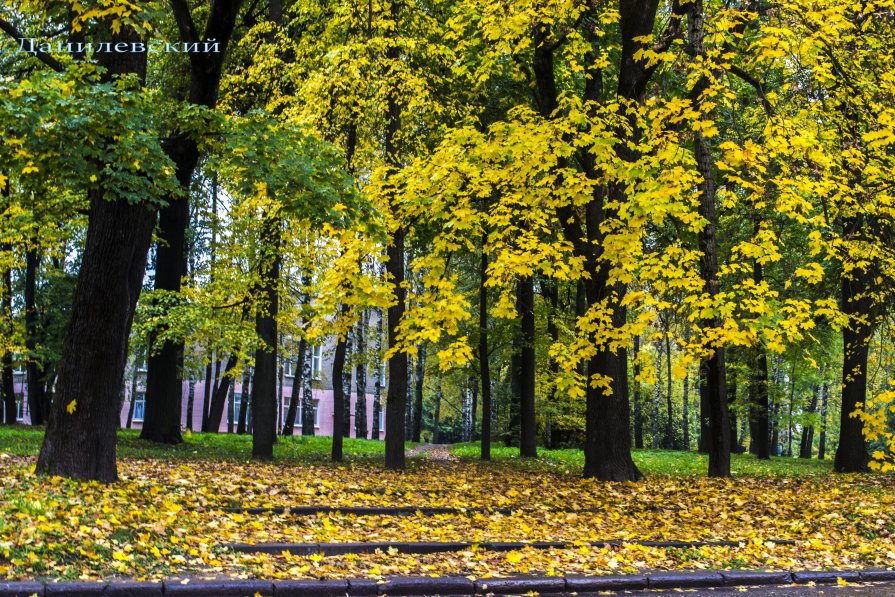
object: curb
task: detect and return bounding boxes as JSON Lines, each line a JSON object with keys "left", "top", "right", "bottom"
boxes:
{"left": 3, "top": 570, "right": 894, "bottom": 596}
{"left": 224, "top": 538, "right": 796, "bottom": 556}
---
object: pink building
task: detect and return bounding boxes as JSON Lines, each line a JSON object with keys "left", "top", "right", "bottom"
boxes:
{"left": 11, "top": 356, "right": 387, "bottom": 439}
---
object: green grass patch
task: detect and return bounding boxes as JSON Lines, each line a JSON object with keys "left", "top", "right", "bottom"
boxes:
{"left": 451, "top": 441, "right": 833, "bottom": 477}
{"left": 0, "top": 425, "right": 412, "bottom": 464}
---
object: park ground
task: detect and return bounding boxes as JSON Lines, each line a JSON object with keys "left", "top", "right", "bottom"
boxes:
{"left": 0, "top": 426, "right": 893, "bottom": 582}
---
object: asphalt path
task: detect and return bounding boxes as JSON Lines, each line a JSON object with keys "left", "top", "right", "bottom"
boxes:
{"left": 622, "top": 583, "right": 895, "bottom": 595}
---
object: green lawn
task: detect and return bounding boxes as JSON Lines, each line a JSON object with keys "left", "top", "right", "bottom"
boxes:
{"left": 0, "top": 425, "right": 411, "bottom": 463}
{"left": 451, "top": 441, "right": 833, "bottom": 476}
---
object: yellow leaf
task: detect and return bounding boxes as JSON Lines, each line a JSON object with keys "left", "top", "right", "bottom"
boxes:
{"left": 66, "top": 400, "right": 77, "bottom": 415}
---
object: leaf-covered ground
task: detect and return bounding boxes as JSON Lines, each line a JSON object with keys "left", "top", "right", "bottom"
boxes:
{"left": 0, "top": 431, "right": 893, "bottom": 582}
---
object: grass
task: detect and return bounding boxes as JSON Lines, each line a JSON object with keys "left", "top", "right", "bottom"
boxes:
{"left": 451, "top": 441, "right": 834, "bottom": 477}
{"left": 0, "top": 425, "right": 413, "bottom": 463}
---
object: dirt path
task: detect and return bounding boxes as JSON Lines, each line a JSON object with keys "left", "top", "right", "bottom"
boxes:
{"left": 406, "top": 444, "right": 457, "bottom": 461}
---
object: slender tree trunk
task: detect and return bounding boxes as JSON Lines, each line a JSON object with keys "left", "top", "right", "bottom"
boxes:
{"left": 405, "top": 354, "right": 414, "bottom": 438}
{"left": 664, "top": 330, "right": 674, "bottom": 449}
{"left": 372, "top": 307, "right": 383, "bottom": 440}
{"left": 682, "top": 367, "right": 690, "bottom": 449}
{"left": 517, "top": 278, "right": 537, "bottom": 457}
{"left": 355, "top": 311, "right": 368, "bottom": 439}
{"left": 237, "top": 368, "right": 250, "bottom": 435}
{"left": 332, "top": 324, "right": 348, "bottom": 462}
{"left": 201, "top": 359, "right": 212, "bottom": 431}
{"left": 1, "top": 261, "right": 15, "bottom": 425}
{"left": 205, "top": 355, "right": 237, "bottom": 433}
{"left": 251, "top": 213, "right": 281, "bottom": 459}
{"left": 283, "top": 337, "right": 307, "bottom": 436}
{"left": 433, "top": 382, "right": 443, "bottom": 443}
{"left": 412, "top": 343, "right": 425, "bottom": 442}
{"left": 749, "top": 346, "right": 771, "bottom": 459}
{"left": 786, "top": 359, "right": 796, "bottom": 457}
{"left": 818, "top": 380, "right": 828, "bottom": 460}
{"left": 126, "top": 356, "right": 139, "bottom": 429}
{"left": 799, "top": 377, "right": 820, "bottom": 459}
{"left": 185, "top": 379, "right": 195, "bottom": 431}
{"left": 25, "top": 249, "right": 47, "bottom": 425}
{"left": 633, "top": 335, "right": 643, "bottom": 449}
{"left": 652, "top": 345, "right": 661, "bottom": 449}
{"left": 343, "top": 329, "right": 353, "bottom": 438}
{"left": 301, "top": 341, "right": 314, "bottom": 436}
{"left": 479, "top": 247, "right": 491, "bottom": 460}
{"left": 728, "top": 368, "right": 739, "bottom": 453}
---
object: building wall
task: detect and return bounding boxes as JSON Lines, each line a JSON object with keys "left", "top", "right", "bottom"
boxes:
{"left": 11, "top": 372, "right": 386, "bottom": 440}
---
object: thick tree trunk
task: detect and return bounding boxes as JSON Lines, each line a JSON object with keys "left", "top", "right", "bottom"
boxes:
{"left": 36, "top": 180, "right": 156, "bottom": 480}
{"left": 479, "top": 247, "right": 492, "bottom": 460}
{"left": 633, "top": 335, "right": 643, "bottom": 449}
{"left": 355, "top": 312, "right": 368, "bottom": 439}
{"left": 142, "top": 0, "right": 242, "bottom": 444}
{"left": 383, "top": 4, "right": 407, "bottom": 467}
{"left": 185, "top": 379, "right": 195, "bottom": 431}
{"left": 300, "top": 340, "right": 314, "bottom": 436}
{"left": 412, "top": 343, "right": 425, "bottom": 442}
{"left": 835, "top": 267, "right": 873, "bottom": 472}
{"left": 25, "top": 249, "right": 47, "bottom": 425}
{"left": 252, "top": 214, "right": 281, "bottom": 460}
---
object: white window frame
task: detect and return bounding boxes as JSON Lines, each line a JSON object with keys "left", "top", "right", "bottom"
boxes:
{"left": 311, "top": 346, "right": 323, "bottom": 380}
{"left": 233, "top": 392, "right": 243, "bottom": 418}
{"left": 132, "top": 391, "right": 146, "bottom": 422}
{"left": 297, "top": 397, "right": 321, "bottom": 428}
{"left": 378, "top": 408, "right": 385, "bottom": 434}
{"left": 15, "top": 393, "right": 25, "bottom": 421}
{"left": 284, "top": 358, "right": 295, "bottom": 378}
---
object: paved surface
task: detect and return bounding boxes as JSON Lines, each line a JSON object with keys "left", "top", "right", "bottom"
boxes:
{"left": 631, "top": 584, "right": 895, "bottom": 595}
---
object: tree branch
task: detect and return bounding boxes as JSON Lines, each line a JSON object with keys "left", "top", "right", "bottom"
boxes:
{"left": 0, "top": 18, "right": 64, "bottom": 72}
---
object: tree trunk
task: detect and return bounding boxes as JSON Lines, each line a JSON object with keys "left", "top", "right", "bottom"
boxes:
{"left": 237, "top": 368, "right": 250, "bottom": 434}
{"left": 201, "top": 358, "right": 212, "bottom": 431}
{"left": 835, "top": 266, "right": 873, "bottom": 472}
{"left": 818, "top": 380, "right": 828, "bottom": 460}
{"left": 283, "top": 337, "right": 307, "bottom": 436}
{"left": 517, "top": 277, "right": 537, "bottom": 457}
{"left": 479, "top": 247, "right": 492, "bottom": 460}
{"left": 688, "top": 0, "right": 730, "bottom": 477}
{"left": 664, "top": 330, "right": 674, "bottom": 449}
{"left": 372, "top": 306, "right": 383, "bottom": 440}
{"left": 383, "top": 5, "right": 407, "bottom": 467}
{"left": 799, "top": 378, "right": 820, "bottom": 459}
{"left": 36, "top": 160, "right": 156, "bottom": 480}
{"left": 355, "top": 311, "right": 368, "bottom": 439}
{"left": 301, "top": 341, "right": 314, "bottom": 436}
{"left": 1, "top": 260, "right": 15, "bottom": 425}
{"left": 251, "top": 213, "right": 281, "bottom": 460}
{"left": 652, "top": 344, "right": 661, "bottom": 449}
{"left": 748, "top": 346, "right": 771, "bottom": 459}
{"left": 141, "top": 0, "right": 242, "bottom": 445}
{"left": 433, "top": 382, "right": 443, "bottom": 443}
{"left": 729, "top": 368, "right": 740, "bottom": 453}
{"left": 412, "top": 343, "right": 425, "bottom": 442}
{"left": 633, "top": 335, "right": 643, "bottom": 449}
{"left": 205, "top": 355, "right": 237, "bottom": 433}
{"left": 682, "top": 367, "right": 690, "bottom": 449}
{"left": 185, "top": 379, "right": 195, "bottom": 431}
{"left": 25, "top": 249, "right": 47, "bottom": 425}
{"left": 332, "top": 324, "right": 348, "bottom": 462}
{"left": 343, "top": 329, "right": 353, "bottom": 438}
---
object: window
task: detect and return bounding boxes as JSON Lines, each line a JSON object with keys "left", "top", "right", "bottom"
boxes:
{"left": 132, "top": 391, "right": 146, "bottom": 422}
{"left": 311, "top": 346, "right": 322, "bottom": 380}
{"left": 284, "top": 358, "right": 295, "bottom": 378}
{"left": 378, "top": 365, "right": 386, "bottom": 388}
{"left": 15, "top": 393, "right": 25, "bottom": 421}
{"left": 233, "top": 392, "right": 242, "bottom": 418}
{"left": 297, "top": 398, "right": 320, "bottom": 428}
{"left": 378, "top": 408, "right": 385, "bottom": 434}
